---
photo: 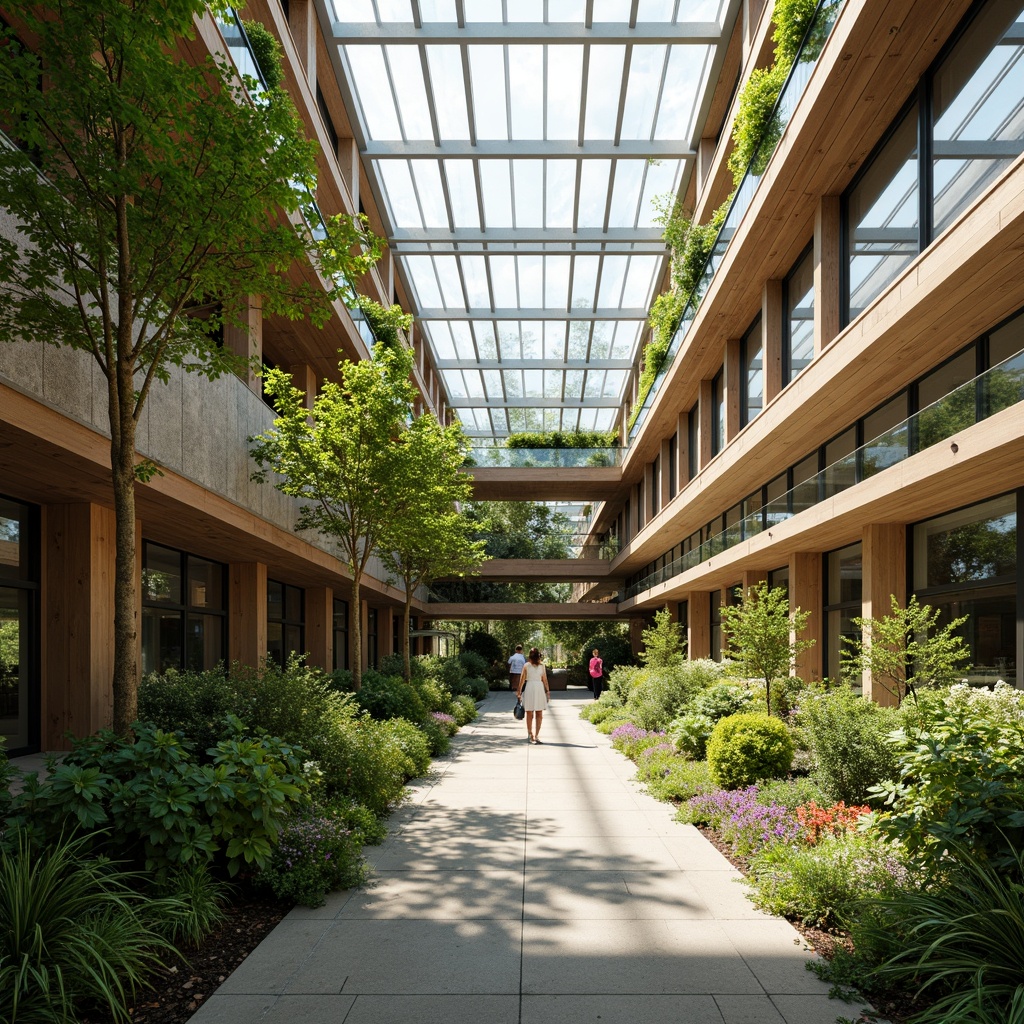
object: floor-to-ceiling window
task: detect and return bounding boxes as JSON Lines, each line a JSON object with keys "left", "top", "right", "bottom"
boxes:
{"left": 784, "top": 247, "right": 814, "bottom": 384}
{"left": 333, "top": 598, "right": 349, "bottom": 671}
{"left": 741, "top": 315, "right": 763, "bottom": 426}
{"left": 268, "top": 580, "right": 304, "bottom": 667}
{"left": 824, "top": 543, "right": 863, "bottom": 683}
{"left": 913, "top": 493, "right": 1019, "bottom": 687}
{"left": 0, "top": 497, "right": 39, "bottom": 753}
{"left": 141, "top": 543, "right": 227, "bottom": 675}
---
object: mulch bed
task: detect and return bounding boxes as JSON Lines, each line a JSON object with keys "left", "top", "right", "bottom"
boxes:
{"left": 82, "top": 896, "right": 293, "bottom": 1024}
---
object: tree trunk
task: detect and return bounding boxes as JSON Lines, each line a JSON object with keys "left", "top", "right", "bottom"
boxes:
{"left": 350, "top": 570, "right": 362, "bottom": 691}
{"left": 110, "top": 363, "right": 139, "bottom": 735}
{"left": 402, "top": 589, "right": 413, "bottom": 683}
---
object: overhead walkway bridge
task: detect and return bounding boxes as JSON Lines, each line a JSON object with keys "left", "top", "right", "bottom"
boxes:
{"left": 464, "top": 447, "right": 627, "bottom": 502}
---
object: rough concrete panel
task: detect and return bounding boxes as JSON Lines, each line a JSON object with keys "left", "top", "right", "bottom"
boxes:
{"left": 41, "top": 344, "right": 94, "bottom": 426}
{"left": 0, "top": 338, "right": 45, "bottom": 397}
{"left": 143, "top": 371, "right": 184, "bottom": 471}
{"left": 181, "top": 371, "right": 226, "bottom": 490}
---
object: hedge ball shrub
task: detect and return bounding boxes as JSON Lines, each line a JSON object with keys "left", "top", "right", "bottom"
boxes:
{"left": 707, "top": 712, "right": 795, "bottom": 790}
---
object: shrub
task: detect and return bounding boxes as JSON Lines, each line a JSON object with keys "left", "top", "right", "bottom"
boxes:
{"left": 379, "top": 717, "right": 432, "bottom": 778}
{"left": 354, "top": 669, "right": 427, "bottom": 723}
{"left": 452, "top": 694, "right": 479, "bottom": 726}
{"left": 336, "top": 716, "right": 411, "bottom": 815}
{"left": 635, "top": 752, "right": 714, "bottom": 804}
{"left": 0, "top": 830, "right": 183, "bottom": 1024}
{"left": 747, "top": 830, "right": 910, "bottom": 930}
{"left": 463, "top": 629, "right": 503, "bottom": 665}
{"left": 579, "top": 631, "right": 634, "bottom": 678}
{"left": 430, "top": 711, "right": 459, "bottom": 737}
{"left": 666, "top": 712, "right": 714, "bottom": 760}
{"left": 421, "top": 654, "right": 465, "bottom": 692}
{"left": 626, "top": 664, "right": 710, "bottom": 732}
{"left": 242, "top": 19, "right": 284, "bottom": 91}
{"left": 257, "top": 805, "right": 368, "bottom": 907}
{"left": 458, "top": 650, "right": 489, "bottom": 679}
{"left": 691, "top": 681, "right": 754, "bottom": 723}
{"left": 706, "top": 713, "right": 795, "bottom": 790}
{"left": 7, "top": 718, "right": 312, "bottom": 877}
{"left": 684, "top": 785, "right": 800, "bottom": 855}
{"left": 325, "top": 796, "right": 387, "bottom": 846}
{"left": 754, "top": 775, "right": 826, "bottom": 812}
{"left": 871, "top": 683, "right": 1024, "bottom": 872}
{"left": 418, "top": 715, "right": 450, "bottom": 756}
{"left": 464, "top": 676, "right": 489, "bottom": 701}
{"left": 801, "top": 686, "right": 903, "bottom": 803}
{"left": 595, "top": 713, "right": 633, "bottom": 735}
{"left": 414, "top": 676, "right": 456, "bottom": 715}
{"left": 156, "top": 862, "right": 231, "bottom": 948}
{"left": 607, "top": 663, "right": 644, "bottom": 703}
{"left": 796, "top": 800, "right": 871, "bottom": 845}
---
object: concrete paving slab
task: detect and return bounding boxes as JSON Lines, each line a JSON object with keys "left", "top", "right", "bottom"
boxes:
{"left": 284, "top": 919, "right": 522, "bottom": 995}
{"left": 200, "top": 693, "right": 858, "bottom": 1024}
{"left": 522, "top": 993, "right": 726, "bottom": 1023}
{"left": 342, "top": 994, "right": 520, "bottom": 1024}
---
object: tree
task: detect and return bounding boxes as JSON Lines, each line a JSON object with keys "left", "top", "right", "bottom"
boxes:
{"left": 378, "top": 415, "right": 486, "bottom": 681}
{"left": 721, "top": 582, "right": 814, "bottom": 716}
{"left": 250, "top": 345, "right": 417, "bottom": 691}
{"left": 841, "top": 594, "right": 971, "bottom": 707}
{"left": 639, "top": 607, "right": 685, "bottom": 669}
{"left": 0, "top": 0, "right": 382, "bottom": 733}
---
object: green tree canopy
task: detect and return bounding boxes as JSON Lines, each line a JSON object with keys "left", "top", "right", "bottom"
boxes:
{"left": 0, "top": 0, "right": 382, "bottom": 732}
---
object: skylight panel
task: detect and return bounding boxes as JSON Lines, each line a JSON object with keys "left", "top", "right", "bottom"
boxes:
{"left": 345, "top": 47, "right": 401, "bottom": 139}
{"left": 469, "top": 46, "right": 508, "bottom": 140}
{"left": 482, "top": 369, "right": 502, "bottom": 395}
{"left": 610, "top": 320, "right": 643, "bottom": 358}
{"left": 473, "top": 321, "right": 499, "bottom": 358}
{"left": 492, "top": 409, "right": 509, "bottom": 432}
{"left": 462, "top": 0, "right": 502, "bottom": 21}
{"left": 544, "top": 321, "right": 566, "bottom": 357}
{"left": 518, "top": 256, "right": 545, "bottom": 308}
{"left": 428, "top": 323, "right": 457, "bottom": 359}
{"left": 521, "top": 323, "right": 542, "bottom": 359}
{"left": 512, "top": 161, "right": 544, "bottom": 228}
{"left": 331, "top": 0, "right": 374, "bottom": 20}
{"left": 638, "top": 158, "right": 682, "bottom": 227}
{"left": 576, "top": 160, "right": 610, "bottom": 227}
{"left": 546, "top": 160, "right": 576, "bottom": 228}
{"left": 509, "top": 46, "right": 544, "bottom": 138}
{"left": 589, "top": 321, "right": 611, "bottom": 358}
{"left": 584, "top": 371, "right": 606, "bottom": 398}
{"left": 404, "top": 255, "right": 443, "bottom": 307}
{"left": 386, "top": 46, "right": 434, "bottom": 139}
{"left": 503, "top": 366, "right": 524, "bottom": 392}
{"left": 565, "top": 369, "right": 584, "bottom": 397}
{"left": 378, "top": 161, "right": 423, "bottom": 227}
{"left": 593, "top": 408, "right": 616, "bottom": 429}
{"left": 544, "top": 255, "right": 571, "bottom": 308}
{"left": 578, "top": 406, "right": 598, "bottom": 430}
{"left": 655, "top": 45, "right": 708, "bottom": 141}
{"left": 434, "top": 255, "right": 465, "bottom": 307}
{"left": 508, "top": 0, "right": 544, "bottom": 20}
{"left": 621, "top": 255, "right": 660, "bottom": 307}
{"left": 410, "top": 161, "right": 449, "bottom": 227}
{"left": 544, "top": 370, "right": 562, "bottom": 398}
{"left": 443, "top": 160, "right": 480, "bottom": 228}
{"left": 567, "top": 321, "right": 591, "bottom": 358}
{"left": 479, "top": 161, "right": 514, "bottom": 227}
{"left": 592, "top": 0, "right": 633, "bottom": 21}
{"left": 603, "top": 369, "right": 626, "bottom": 396}
{"left": 621, "top": 46, "right": 667, "bottom": 141}
{"left": 418, "top": 0, "right": 457, "bottom": 20}
{"left": 463, "top": 368, "right": 486, "bottom": 397}
{"left": 637, "top": 0, "right": 675, "bottom": 20}
{"left": 608, "top": 160, "right": 645, "bottom": 228}
{"left": 490, "top": 255, "right": 518, "bottom": 307}
{"left": 426, "top": 47, "right": 471, "bottom": 140}
{"left": 547, "top": 48, "right": 584, "bottom": 139}
{"left": 442, "top": 369, "right": 468, "bottom": 397}
{"left": 584, "top": 46, "right": 625, "bottom": 139}
{"left": 461, "top": 255, "right": 490, "bottom": 308}
{"left": 548, "top": 0, "right": 587, "bottom": 21}
{"left": 570, "top": 255, "right": 600, "bottom": 307}
{"left": 450, "top": 321, "right": 477, "bottom": 358}
{"left": 597, "top": 254, "right": 628, "bottom": 307}
{"left": 524, "top": 369, "right": 544, "bottom": 397}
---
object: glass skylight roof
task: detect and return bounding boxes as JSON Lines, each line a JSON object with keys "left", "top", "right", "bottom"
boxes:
{"left": 322, "top": 0, "right": 741, "bottom": 439}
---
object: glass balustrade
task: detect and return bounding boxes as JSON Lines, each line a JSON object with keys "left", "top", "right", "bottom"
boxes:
{"left": 625, "top": 350, "right": 1024, "bottom": 598}
{"left": 467, "top": 447, "right": 625, "bottom": 469}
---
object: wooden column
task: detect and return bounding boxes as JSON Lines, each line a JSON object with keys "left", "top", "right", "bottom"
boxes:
{"left": 42, "top": 503, "right": 117, "bottom": 747}
{"left": 741, "top": 568, "right": 768, "bottom": 595}
{"left": 699, "top": 378, "right": 714, "bottom": 470}
{"left": 287, "top": 363, "right": 318, "bottom": 409}
{"left": 223, "top": 296, "right": 263, "bottom": 393}
{"left": 360, "top": 599, "right": 370, "bottom": 672}
{"left": 305, "top": 586, "right": 333, "bottom": 671}
{"left": 789, "top": 552, "right": 823, "bottom": 682}
{"left": 659, "top": 437, "right": 672, "bottom": 509}
{"left": 339, "top": 138, "right": 360, "bottom": 211}
{"left": 229, "top": 562, "right": 267, "bottom": 667}
{"left": 287, "top": 0, "right": 316, "bottom": 89}
{"left": 724, "top": 337, "right": 742, "bottom": 442}
{"left": 698, "top": 137, "right": 717, "bottom": 192}
{"left": 815, "top": 196, "right": 841, "bottom": 353}
{"left": 763, "top": 279, "right": 784, "bottom": 403}
{"left": 862, "top": 523, "right": 907, "bottom": 705}
{"left": 677, "top": 410, "right": 691, "bottom": 486}
{"left": 687, "top": 591, "right": 711, "bottom": 659}
{"left": 643, "top": 462, "right": 656, "bottom": 524}
{"left": 379, "top": 606, "right": 395, "bottom": 659}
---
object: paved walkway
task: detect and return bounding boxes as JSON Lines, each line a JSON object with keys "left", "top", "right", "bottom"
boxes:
{"left": 193, "top": 690, "right": 847, "bottom": 1024}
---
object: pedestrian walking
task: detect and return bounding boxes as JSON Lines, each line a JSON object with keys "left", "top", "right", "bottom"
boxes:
{"left": 507, "top": 644, "right": 526, "bottom": 691}
{"left": 588, "top": 648, "right": 604, "bottom": 700}
{"left": 516, "top": 647, "right": 550, "bottom": 744}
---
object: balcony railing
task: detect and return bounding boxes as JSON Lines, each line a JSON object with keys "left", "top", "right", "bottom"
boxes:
{"left": 625, "top": 348, "right": 1024, "bottom": 599}
{"left": 468, "top": 447, "right": 624, "bottom": 469}
{"left": 629, "top": 0, "right": 845, "bottom": 441}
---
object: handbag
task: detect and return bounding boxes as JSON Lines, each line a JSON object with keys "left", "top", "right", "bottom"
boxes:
{"left": 513, "top": 696, "right": 525, "bottom": 720}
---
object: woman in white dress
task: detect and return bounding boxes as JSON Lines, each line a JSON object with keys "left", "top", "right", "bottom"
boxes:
{"left": 516, "top": 647, "right": 550, "bottom": 744}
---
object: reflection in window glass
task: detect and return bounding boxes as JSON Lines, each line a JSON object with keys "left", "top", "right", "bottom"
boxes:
{"left": 846, "top": 103, "right": 919, "bottom": 320}
{"left": 791, "top": 453, "right": 819, "bottom": 514}
{"left": 824, "top": 427, "right": 856, "bottom": 498}
{"left": 932, "top": 6, "right": 1024, "bottom": 236}
{"left": 0, "top": 499, "right": 25, "bottom": 579}
{"left": 711, "top": 369, "right": 724, "bottom": 455}
{"left": 0, "top": 587, "right": 30, "bottom": 749}
{"left": 825, "top": 542, "right": 862, "bottom": 684}
{"left": 268, "top": 581, "right": 304, "bottom": 668}
{"left": 784, "top": 248, "right": 814, "bottom": 384}
{"left": 916, "top": 348, "right": 977, "bottom": 450}
{"left": 741, "top": 315, "right": 763, "bottom": 426}
{"left": 986, "top": 311, "right": 1024, "bottom": 416}
{"left": 861, "top": 393, "right": 909, "bottom": 478}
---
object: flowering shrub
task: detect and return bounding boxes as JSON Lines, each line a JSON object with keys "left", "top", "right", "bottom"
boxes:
{"left": 639, "top": 743, "right": 676, "bottom": 759}
{"left": 430, "top": 711, "right": 458, "bottom": 737}
{"left": 610, "top": 723, "right": 667, "bottom": 760}
{"left": 452, "top": 694, "right": 478, "bottom": 726}
{"left": 684, "top": 787, "right": 801, "bottom": 856}
{"left": 633, "top": 751, "right": 715, "bottom": 804}
{"left": 257, "top": 807, "right": 368, "bottom": 907}
{"left": 797, "top": 800, "right": 871, "bottom": 845}
{"left": 706, "top": 712, "right": 794, "bottom": 789}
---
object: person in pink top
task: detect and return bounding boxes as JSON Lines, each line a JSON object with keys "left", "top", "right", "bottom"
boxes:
{"left": 588, "top": 648, "right": 604, "bottom": 700}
